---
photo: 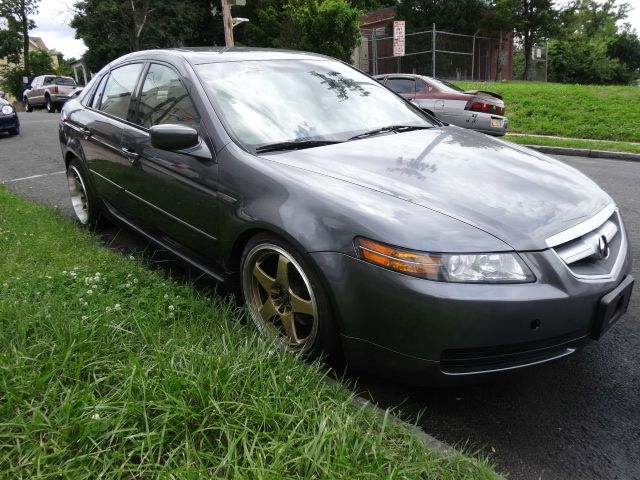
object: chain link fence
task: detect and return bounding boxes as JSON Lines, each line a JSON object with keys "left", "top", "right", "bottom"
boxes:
{"left": 358, "top": 24, "right": 509, "bottom": 81}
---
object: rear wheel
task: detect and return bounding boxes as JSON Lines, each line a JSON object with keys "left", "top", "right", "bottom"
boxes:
{"left": 46, "top": 95, "right": 55, "bottom": 113}
{"left": 241, "top": 234, "right": 340, "bottom": 360}
{"left": 66, "top": 158, "right": 101, "bottom": 229}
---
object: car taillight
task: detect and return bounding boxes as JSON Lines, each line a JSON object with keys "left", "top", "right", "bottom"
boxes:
{"left": 465, "top": 97, "right": 505, "bottom": 116}
{"left": 52, "top": 86, "right": 58, "bottom": 94}
{"left": 465, "top": 97, "right": 488, "bottom": 113}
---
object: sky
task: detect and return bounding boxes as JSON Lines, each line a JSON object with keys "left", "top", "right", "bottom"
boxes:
{"left": 30, "top": 0, "right": 640, "bottom": 61}
{"left": 31, "top": 0, "right": 86, "bottom": 59}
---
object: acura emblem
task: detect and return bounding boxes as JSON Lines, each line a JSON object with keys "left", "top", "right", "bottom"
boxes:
{"left": 597, "top": 235, "right": 610, "bottom": 260}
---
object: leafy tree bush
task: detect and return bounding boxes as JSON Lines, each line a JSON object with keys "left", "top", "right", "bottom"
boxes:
{"left": 548, "top": 0, "right": 639, "bottom": 84}
{"left": 0, "top": 49, "right": 53, "bottom": 99}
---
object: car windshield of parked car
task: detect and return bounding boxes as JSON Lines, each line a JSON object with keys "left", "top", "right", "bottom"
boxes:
{"left": 54, "top": 77, "right": 77, "bottom": 86}
{"left": 195, "top": 59, "right": 434, "bottom": 150}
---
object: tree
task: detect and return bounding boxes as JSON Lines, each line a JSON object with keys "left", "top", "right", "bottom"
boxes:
{"left": 0, "top": 16, "right": 22, "bottom": 62}
{"left": 548, "top": 0, "right": 638, "bottom": 84}
{"left": 0, "top": 0, "right": 40, "bottom": 74}
{"left": 0, "top": 48, "right": 52, "bottom": 98}
{"left": 71, "top": 0, "right": 224, "bottom": 71}
{"left": 491, "top": 0, "right": 558, "bottom": 80}
{"left": 608, "top": 30, "right": 640, "bottom": 76}
{"left": 233, "top": 0, "right": 361, "bottom": 61}
{"left": 395, "top": 0, "right": 490, "bottom": 34}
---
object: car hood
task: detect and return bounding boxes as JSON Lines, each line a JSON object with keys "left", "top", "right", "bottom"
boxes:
{"left": 260, "top": 127, "right": 612, "bottom": 251}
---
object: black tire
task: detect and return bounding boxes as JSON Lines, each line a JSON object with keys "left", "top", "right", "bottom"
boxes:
{"left": 240, "top": 233, "right": 341, "bottom": 361}
{"left": 46, "top": 95, "right": 55, "bottom": 113}
{"left": 24, "top": 98, "right": 33, "bottom": 112}
{"left": 8, "top": 127, "right": 19, "bottom": 135}
{"left": 66, "top": 158, "right": 103, "bottom": 229}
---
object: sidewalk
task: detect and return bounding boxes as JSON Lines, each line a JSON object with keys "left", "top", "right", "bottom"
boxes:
{"left": 504, "top": 133, "right": 640, "bottom": 161}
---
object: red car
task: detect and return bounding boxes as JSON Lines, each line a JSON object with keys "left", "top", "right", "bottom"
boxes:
{"left": 375, "top": 74, "right": 508, "bottom": 136}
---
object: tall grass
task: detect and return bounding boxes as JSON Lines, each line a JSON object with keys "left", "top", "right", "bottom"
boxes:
{"left": 457, "top": 81, "right": 640, "bottom": 142}
{"left": 0, "top": 186, "right": 496, "bottom": 479}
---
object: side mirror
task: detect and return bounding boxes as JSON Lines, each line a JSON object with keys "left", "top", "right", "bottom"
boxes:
{"left": 150, "top": 124, "right": 199, "bottom": 151}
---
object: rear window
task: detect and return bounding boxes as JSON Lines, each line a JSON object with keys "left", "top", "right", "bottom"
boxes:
{"left": 386, "top": 78, "right": 416, "bottom": 95}
{"left": 54, "top": 77, "right": 77, "bottom": 86}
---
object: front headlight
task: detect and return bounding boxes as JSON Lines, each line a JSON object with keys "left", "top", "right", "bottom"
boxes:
{"left": 1, "top": 105, "right": 14, "bottom": 115}
{"left": 356, "top": 238, "right": 535, "bottom": 283}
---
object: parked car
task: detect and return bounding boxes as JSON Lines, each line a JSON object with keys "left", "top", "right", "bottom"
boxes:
{"left": 0, "top": 96, "right": 20, "bottom": 135}
{"left": 59, "top": 49, "right": 633, "bottom": 383}
{"left": 24, "top": 75, "right": 77, "bottom": 113}
{"left": 375, "top": 73, "right": 508, "bottom": 136}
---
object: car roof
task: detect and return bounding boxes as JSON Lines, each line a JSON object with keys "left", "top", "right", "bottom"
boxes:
{"left": 113, "top": 47, "right": 335, "bottom": 66}
{"left": 375, "top": 73, "right": 433, "bottom": 81}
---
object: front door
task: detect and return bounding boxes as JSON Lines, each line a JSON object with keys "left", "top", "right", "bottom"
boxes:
{"left": 119, "top": 62, "right": 220, "bottom": 264}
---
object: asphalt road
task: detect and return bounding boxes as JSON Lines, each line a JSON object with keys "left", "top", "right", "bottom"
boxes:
{"left": 2, "top": 113, "right": 639, "bottom": 480}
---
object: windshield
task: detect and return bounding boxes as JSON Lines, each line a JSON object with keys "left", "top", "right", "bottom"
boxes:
{"left": 54, "top": 77, "right": 76, "bottom": 86}
{"left": 195, "top": 59, "right": 434, "bottom": 150}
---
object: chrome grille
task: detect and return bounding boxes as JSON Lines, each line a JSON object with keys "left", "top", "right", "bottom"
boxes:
{"left": 547, "top": 206, "right": 626, "bottom": 280}
{"left": 554, "top": 219, "right": 618, "bottom": 265}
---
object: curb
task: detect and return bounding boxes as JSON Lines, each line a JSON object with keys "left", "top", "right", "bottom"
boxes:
{"left": 524, "top": 144, "right": 640, "bottom": 162}
{"left": 351, "top": 395, "right": 508, "bottom": 480}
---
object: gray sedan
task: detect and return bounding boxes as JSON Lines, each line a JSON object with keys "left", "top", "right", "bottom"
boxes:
{"left": 59, "top": 48, "right": 633, "bottom": 383}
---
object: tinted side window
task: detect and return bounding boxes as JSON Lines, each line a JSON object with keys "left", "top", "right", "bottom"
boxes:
{"left": 91, "top": 74, "right": 109, "bottom": 109}
{"left": 386, "top": 78, "right": 416, "bottom": 94}
{"left": 98, "top": 63, "right": 144, "bottom": 120}
{"left": 43, "top": 77, "right": 54, "bottom": 86}
{"left": 415, "top": 79, "right": 428, "bottom": 92}
{"left": 137, "top": 63, "right": 200, "bottom": 128}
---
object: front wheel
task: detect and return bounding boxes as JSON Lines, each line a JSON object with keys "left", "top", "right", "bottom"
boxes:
{"left": 24, "top": 98, "right": 33, "bottom": 112}
{"left": 241, "top": 234, "right": 340, "bottom": 360}
{"left": 66, "top": 158, "right": 102, "bottom": 229}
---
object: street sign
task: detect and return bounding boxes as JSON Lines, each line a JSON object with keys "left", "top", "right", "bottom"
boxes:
{"left": 393, "top": 20, "right": 405, "bottom": 57}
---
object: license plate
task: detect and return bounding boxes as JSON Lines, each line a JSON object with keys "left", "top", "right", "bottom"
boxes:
{"left": 591, "top": 275, "right": 634, "bottom": 340}
{"left": 491, "top": 119, "right": 502, "bottom": 128}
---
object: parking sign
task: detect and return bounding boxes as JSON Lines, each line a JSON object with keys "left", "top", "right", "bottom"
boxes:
{"left": 393, "top": 21, "right": 405, "bottom": 57}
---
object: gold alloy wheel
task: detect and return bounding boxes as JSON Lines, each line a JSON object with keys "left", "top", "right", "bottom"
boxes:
{"left": 242, "top": 243, "right": 318, "bottom": 351}
{"left": 67, "top": 166, "right": 90, "bottom": 225}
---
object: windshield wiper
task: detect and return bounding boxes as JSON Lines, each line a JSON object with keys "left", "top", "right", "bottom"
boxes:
{"left": 348, "top": 125, "right": 433, "bottom": 141}
{"left": 255, "top": 140, "right": 341, "bottom": 153}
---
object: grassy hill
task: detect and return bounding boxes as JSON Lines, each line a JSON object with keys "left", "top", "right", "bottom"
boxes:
{"left": 455, "top": 81, "right": 640, "bottom": 143}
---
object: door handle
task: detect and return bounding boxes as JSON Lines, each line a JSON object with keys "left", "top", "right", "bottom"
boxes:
{"left": 79, "top": 127, "right": 91, "bottom": 139}
{"left": 121, "top": 147, "right": 140, "bottom": 163}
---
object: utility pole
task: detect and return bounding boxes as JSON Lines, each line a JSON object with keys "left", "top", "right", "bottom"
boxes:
{"left": 222, "top": 0, "right": 234, "bottom": 47}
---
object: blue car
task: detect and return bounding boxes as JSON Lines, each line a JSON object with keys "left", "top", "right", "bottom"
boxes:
{"left": 0, "top": 96, "right": 20, "bottom": 135}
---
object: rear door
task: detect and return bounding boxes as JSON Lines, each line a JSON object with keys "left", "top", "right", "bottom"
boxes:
{"left": 119, "top": 62, "right": 220, "bottom": 262}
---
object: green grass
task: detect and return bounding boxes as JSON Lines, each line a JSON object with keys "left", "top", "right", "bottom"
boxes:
{"left": 0, "top": 186, "right": 497, "bottom": 479}
{"left": 456, "top": 81, "right": 640, "bottom": 142}
{"left": 505, "top": 135, "right": 640, "bottom": 155}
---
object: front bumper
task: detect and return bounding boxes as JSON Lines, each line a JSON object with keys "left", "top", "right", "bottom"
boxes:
{"left": 310, "top": 244, "right": 632, "bottom": 383}
{"left": 0, "top": 113, "right": 19, "bottom": 131}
